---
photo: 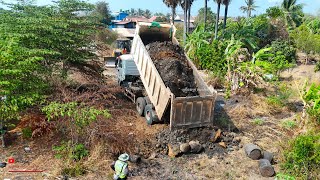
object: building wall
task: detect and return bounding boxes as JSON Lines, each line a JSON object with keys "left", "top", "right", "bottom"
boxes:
{"left": 114, "top": 12, "right": 128, "bottom": 21}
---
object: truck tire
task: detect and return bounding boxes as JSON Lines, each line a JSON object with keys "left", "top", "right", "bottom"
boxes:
{"left": 144, "top": 104, "right": 159, "bottom": 125}
{"left": 144, "top": 97, "right": 151, "bottom": 104}
{"left": 136, "top": 97, "right": 146, "bottom": 116}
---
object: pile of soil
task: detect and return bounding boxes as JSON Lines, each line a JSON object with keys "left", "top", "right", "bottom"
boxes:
{"left": 155, "top": 127, "right": 241, "bottom": 158}
{"left": 146, "top": 41, "right": 199, "bottom": 97}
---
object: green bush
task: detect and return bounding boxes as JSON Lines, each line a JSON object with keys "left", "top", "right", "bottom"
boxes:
{"left": 315, "top": 62, "right": 320, "bottom": 72}
{"left": 42, "top": 102, "right": 110, "bottom": 130}
{"left": 22, "top": 127, "right": 33, "bottom": 138}
{"left": 281, "top": 120, "right": 297, "bottom": 129}
{"left": 53, "top": 141, "right": 89, "bottom": 162}
{"left": 267, "top": 84, "right": 292, "bottom": 108}
{"left": 282, "top": 132, "right": 320, "bottom": 179}
{"left": 302, "top": 83, "right": 320, "bottom": 123}
{"left": 268, "top": 40, "right": 296, "bottom": 63}
{"left": 62, "top": 162, "right": 86, "bottom": 177}
{"left": 196, "top": 40, "right": 227, "bottom": 76}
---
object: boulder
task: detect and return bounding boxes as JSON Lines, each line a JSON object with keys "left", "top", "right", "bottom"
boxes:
{"left": 129, "top": 155, "right": 141, "bottom": 163}
{"left": 180, "top": 143, "right": 191, "bottom": 153}
{"left": 210, "top": 129, "right": 221, "bottom": 143}
{"left": 168, "top": 144, "right": 180, "bottom": 158}
{"left": 189, "top": 140, "right": 203, "bottom": 153}
{"left": 219, "top": 142, "right": 227, "bottom": 148}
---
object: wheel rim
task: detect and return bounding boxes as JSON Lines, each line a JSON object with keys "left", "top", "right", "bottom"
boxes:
{"left": 146, "top": 110, "right": 152, "bottom": 124}
{"left": 136, "top": 102, "right": 141, "bottom": 112}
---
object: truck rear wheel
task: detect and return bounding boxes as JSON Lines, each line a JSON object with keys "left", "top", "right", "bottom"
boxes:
{"left": 136, "top": 97, "right": 146, "bottom": 116}
{"left": 144, "top": 104, "right": 159, "bottom": 125}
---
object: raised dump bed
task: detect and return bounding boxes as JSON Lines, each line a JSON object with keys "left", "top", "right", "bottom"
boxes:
{"left": 128, "top": 22, "right": 217, "bottom": 130}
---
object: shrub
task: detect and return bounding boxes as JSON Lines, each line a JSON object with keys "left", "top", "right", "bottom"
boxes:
{"left": 252, "top": 118, "right": 264, "bottom": 125}
{"left": 22, "top": 127, "right": 33, "bottom": 139}
{"left": 302, "top": 83, "right": 320, "bottom": 123}
{"left": 268, "top": 40, "right": 296, "bottom": 63}
{"left": 42, "top": 102, "right": 110, "bottom": 130}
{"left": 62, "top": 162, "right": 87, "bottom": 177}
{"left": 195, "top": 40, "right": 227, "bottom": 76}
{"left": 281, "top": 120, "right": 297, "bottom": 129}
{"left": 53, "top": 141, "right": 89, "bottom": 162}
{"left": 282, "top": 132, "right": 320, "bottom": 179}
{"left": 266, "top": 84, "right": 292, "bottom": 108}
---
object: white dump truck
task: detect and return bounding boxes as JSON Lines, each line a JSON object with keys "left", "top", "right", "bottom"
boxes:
{"left": 116, "top": 22, "right": 217, "bottom": 130}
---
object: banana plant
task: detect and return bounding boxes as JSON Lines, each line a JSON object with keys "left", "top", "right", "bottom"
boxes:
{"left": 251, "top": 47, "right": 273, "bottom": 63}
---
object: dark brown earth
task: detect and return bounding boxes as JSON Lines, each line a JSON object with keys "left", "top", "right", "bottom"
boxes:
{"left": 146, "top": 41, "right": 199, "bottom": 97}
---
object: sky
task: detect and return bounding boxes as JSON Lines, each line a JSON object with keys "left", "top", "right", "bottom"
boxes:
{"left": 2, "top": 0, "right": 320, "bottom": 17}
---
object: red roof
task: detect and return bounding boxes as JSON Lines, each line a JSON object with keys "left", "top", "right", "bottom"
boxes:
{"left": 149, "top": 16, "right": 158, "bottom": 22}
{"left": 116, "top": 21, "right": 131, "bottom": 25}
{"left": 123, "top": 16, "right": 150, "bottom": 22}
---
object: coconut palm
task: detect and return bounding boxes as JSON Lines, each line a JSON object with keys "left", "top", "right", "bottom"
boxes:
{"left": 144, "top": 9, "right": 152, "bottom": 18}
{"left": 222, "top": 0, "right": 231, "bottom": 29}
{"left": 240, "top": 0, "right": 258, "bottom": 18}
{"left": 281, "top": 0, "right": 304, "bottom": 27}
{"left": 181, "top": 0, "right": 195, "bottom": 34}
{"left": 213, "top": 0, "right": 222, "bottom": 39}
{"left": 204, "top": 0, "right": 208, "bottom": 29}
{"left": 163, "top": 0, "right": 180, "bottom": 25}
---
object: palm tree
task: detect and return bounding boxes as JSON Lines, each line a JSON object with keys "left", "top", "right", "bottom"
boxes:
{"left": 204, "top": 0, "right": 208, "bottom": 30}
{"left": 130, "top": 8, "right": 136, "bottom": 16}
{"left": 163, "top": 0, "right": 180, "bottom": 25}
{"left": 137, "top": 8, "right": 144, "bottom": 16}
{"left": 144, "top": 9, "right": 152, "bottom": 18}
{"left": 281, "top": 0, "right": 304, "bottom": 27}
{"left": 181, "top": 0, "right": 195, "bottom": 34}
{"left": 222, "top": 0, "right": 231, "bottom": 29}
{"left": 213, "top": 0, "right": 222, "bottom": 40}
{"left": 240, "top": 0, "right": 258, "bottom": 18}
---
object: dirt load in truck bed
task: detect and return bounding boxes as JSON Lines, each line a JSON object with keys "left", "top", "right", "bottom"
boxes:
{"left": 146, "top": 41, "right": 199, "bottom": 97}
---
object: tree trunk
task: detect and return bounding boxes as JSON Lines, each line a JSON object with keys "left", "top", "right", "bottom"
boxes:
{"left": 214, "top": 2, "right": 221, "bottom": 40}
{"left": 172, "top": 7, "right": 175, "bottom": 25}
{"left": 248, "top": 9, "right": 251, "bottom": 18}
{"left": 223, "top": 3, "right": 229, "bottom": 29}
{"left": 188, "top": 1, "right": 191, "bottom": 34}
{"left": 204, "top": 0, "right": 207, "bottom": 30}
{"left": 183, "top": 0, "right": 187, "bottom": 44}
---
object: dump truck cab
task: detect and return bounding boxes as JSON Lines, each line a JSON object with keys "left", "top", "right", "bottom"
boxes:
{"left": 116, "top": 54, "right": 140, "bottom": 85}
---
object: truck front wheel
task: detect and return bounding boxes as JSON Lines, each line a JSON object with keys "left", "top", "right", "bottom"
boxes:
{"left": 136, "top": 97, "right": 146, "bottom": 116}
{"left": 144, "top": 104, "right": 159, "bottom": 125}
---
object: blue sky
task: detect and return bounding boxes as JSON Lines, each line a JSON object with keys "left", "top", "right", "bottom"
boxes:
{"left": 2, "top": 0, "right": 320, "bottom": 16}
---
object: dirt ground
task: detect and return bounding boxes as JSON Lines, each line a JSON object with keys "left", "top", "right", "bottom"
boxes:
{"left": 1, "top": 62, "right": 317, "bottom": 179}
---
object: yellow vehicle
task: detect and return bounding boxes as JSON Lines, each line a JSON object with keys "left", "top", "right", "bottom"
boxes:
{"left": 106, "top": 37, "right": 131, "bottom": 68}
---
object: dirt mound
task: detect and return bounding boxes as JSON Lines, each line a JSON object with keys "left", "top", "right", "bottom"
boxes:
{"left": 155, "top": 127, "right": 241, "bottom": 158}
{"left": 146, "top": 41, "right": 199, "bottom": 97}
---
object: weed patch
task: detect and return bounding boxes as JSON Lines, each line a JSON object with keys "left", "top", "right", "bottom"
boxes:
{"left": 281, "top": 131, "right": 320, "bottom": 179}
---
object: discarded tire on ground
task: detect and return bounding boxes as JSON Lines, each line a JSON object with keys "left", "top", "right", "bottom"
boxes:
{"left": 136, "top": 97, "right": 146, "bottom": 116}
{"left": 259, "top": 159, "right": 275, "bottom": 177}
{"left": 244, "top": 143, "right": 262, "bottom": 160}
